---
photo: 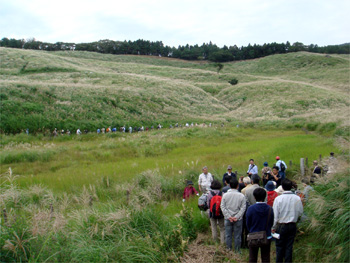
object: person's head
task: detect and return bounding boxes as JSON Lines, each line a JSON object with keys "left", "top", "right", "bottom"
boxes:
{"left": 253, "top": 188, "right": 267, "bottom": 202}
{"left": 291, "top": 181, "right": 298, "bottom": 190}
{"left": 330, "top": 152, "right": 334, "bottom": 157}
{"left": 243, "top": 176, "right": 251, "bottom": 185}
{"left": 229, "top": 178, "right": 239, "bottom": 189}
{"left": 265, "top": 181, "right": 276, "bottom": 191}
{"left": 276, "top": 156, "right": 280, "bottom": 160}
{"left": 227, "top": 165, "right": 233, "bottom": 173}
{"left": 272, "top": 166, "right": 279, "bottom": 174}
{"left": 313, "top": 160, "right": 318, "bottom": 166}
{"left": 187, "top": 180, "right": 194, "bottom": 187}
{"left": 301, "top": 177, "right": 310, "bottom": 186}
{"left": 263, "top": 162, "right": 268, "bottom": 167}
{"left": 211, "top": 180, "right": 222, "bottom": 190}
{"left": 251, "top": 174, "right": 260, "bottom": 185}
{"left": 225, "top": 176, "right": 231, "bottom": 185}
{"left": 202, "top": 166, "right": 208, "bottom": 174}
{"left": 239, "top": 176, "right": 244, "bottom": 183}
{"left": 249, "top": 159, "right": 254, "bottom": 165}
{"left": 281, "top": 178, "right": 293, "bottom": 191}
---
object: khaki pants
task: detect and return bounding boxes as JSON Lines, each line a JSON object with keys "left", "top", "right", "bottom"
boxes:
{"left": 210, "top": 217, "right": 225, "bottom": 244}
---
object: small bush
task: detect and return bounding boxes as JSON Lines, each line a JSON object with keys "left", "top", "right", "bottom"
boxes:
{"left": 228, "top": 78, "right": 239, "bottom": 85}
{"left": 306, "top": 122, "right": 319, "bottom": 131}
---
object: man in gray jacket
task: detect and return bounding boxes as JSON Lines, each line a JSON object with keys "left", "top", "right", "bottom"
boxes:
{"left": 220, "top": 178, "right": 246, "bottom": 252}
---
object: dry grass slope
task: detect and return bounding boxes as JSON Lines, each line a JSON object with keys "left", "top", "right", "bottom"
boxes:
{"left": 1, "top": 47, "right": 349, "bottom": 132}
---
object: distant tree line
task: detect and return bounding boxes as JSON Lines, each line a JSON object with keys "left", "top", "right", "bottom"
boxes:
{"left": 1, "top": 37, "right": 349, "bottom": 62}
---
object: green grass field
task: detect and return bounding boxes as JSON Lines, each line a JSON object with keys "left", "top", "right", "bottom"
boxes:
{"left": 0, "top": 127, "right": 346, "bottom": 262}
{"left": 1, "top": 127, "right": 337, "bottom": 193}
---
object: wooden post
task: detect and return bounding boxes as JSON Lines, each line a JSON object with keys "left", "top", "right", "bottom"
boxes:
{"left": 289, "top": 160, "right": 292, "bottom": 168}
{"left": 300, "top": 158, "right": 305, "bottom": 176}
{"left": 89, "top": 196, "right": 93, "bottom": 207}
{"left": 2, "top": 208, "right": 7, "bottom": 223}
{"left": 50, "top": 204, "right": 54, "bottom": 219}
{"left": 126, "top": 190, "right": 130, "bottom": 205}
{"left": 319, "top": 154, "right": 322, "bottom": 162}
{"left": 235, "top": 171, "right": 238, "bottom": 176}
{"left": 305, "top": 157, "right": 308, "bottom": 168}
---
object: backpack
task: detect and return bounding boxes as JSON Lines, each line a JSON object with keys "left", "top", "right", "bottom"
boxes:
{"left": 209, "top": 191, "right": 224, "bottom": 219}
{"left": 280, "top": 161, "right": 286, "bottom": 172}
{"left": 198, "top": 193, "right": 209, "bottom": 211}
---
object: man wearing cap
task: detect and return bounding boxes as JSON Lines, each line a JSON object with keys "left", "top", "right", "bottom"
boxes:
{"left": 261, "top": 162, "right": 272, "bottom": 186}
{"left": 275, "top": 156, "right": 287, "bottom": 181}
{"left": 222, "top": 165, "right": 236, "bottom": 185}
{"left": 265, "top": 181, "right": 279, "bottom": 207}
{"left": 182, "top": 180, "right": 199, "bottom": 202}
{"left": 198, "top": 166, "right": 213, "bottom": 193}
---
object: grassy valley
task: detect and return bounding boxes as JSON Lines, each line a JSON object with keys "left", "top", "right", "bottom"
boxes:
{"left": 0, "top": 48, "right": 349, "bottom": 262}
{"left": 0, "top": 48, "right": 349, "bottom": 134}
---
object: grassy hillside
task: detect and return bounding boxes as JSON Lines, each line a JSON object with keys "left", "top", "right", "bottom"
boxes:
{"left": 0, "top": 47, "right": 349, "bottom": 133}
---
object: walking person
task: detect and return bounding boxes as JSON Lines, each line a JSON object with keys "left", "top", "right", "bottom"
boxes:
{"left": 198, "top": 166, "right": 213, "bottom": 193}
{"left": 272, "top": 179, "right": 303, "bottom": 263}
{"left": 275, "top": 156, "right": 287, "bottom": 181}
{"left": 246, "top": 188, "right": 274, "bottom": 263}
{"left": 207, "top": 180, "right": 225, "bottom": 244}
{"left": 220, "top": 178, "right": 246, "bottom": 253}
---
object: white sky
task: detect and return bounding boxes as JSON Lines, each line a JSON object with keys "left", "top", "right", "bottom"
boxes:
{"left": 1, "top": 0, "right": 349, "bottom": 47}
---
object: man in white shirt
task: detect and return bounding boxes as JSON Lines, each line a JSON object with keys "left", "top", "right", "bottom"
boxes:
{"left": 198, "top": 166, "right": 213, "bottom": 193}
{"left": 247, "top": 159, "right": 258, "bottom": 177}
{"left": 275, "top": 156, "right": 287, "bottom": 181}
{"left": 272, "top": 179, "right": 303, "bottom": 263}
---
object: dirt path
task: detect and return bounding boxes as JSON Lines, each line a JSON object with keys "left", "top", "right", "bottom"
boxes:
{"left": 180, "top": 233, "right": 253, "bottom": 263}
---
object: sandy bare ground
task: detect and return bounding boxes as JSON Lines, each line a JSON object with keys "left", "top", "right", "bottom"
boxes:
{"left": 181, "top": 233, "right": 245, "bottom": 263}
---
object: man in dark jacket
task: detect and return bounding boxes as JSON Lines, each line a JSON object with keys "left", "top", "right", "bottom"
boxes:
{"left": 246, "top": 188, "right": 274, "bottom": 263}
{"left": 222, "top": 165, "right": 236, "bottom": 185}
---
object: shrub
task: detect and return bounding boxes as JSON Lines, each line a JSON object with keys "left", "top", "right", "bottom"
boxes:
{"left": 299, "top": 172, "right": 350, "bottom": 262}
{"left": 228, "top": 78, "right": 239, "bottom": 85}
{"left": 306, "top": 122, "right": 319, "bottom": 131}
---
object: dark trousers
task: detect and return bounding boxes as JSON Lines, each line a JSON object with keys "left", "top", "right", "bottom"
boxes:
{"left": 249, "top": 240, "right": 271, "bottom": 263}
{"left": 275, "top": 223, "right": 297, "bottom": 263}
{"left": 241, "top": 212, "right": 248, "bottom": 248}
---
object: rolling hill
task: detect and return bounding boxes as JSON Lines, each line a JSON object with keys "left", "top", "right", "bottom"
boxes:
{"left": 0, "top": 47, "right": 349, "bottom": 133}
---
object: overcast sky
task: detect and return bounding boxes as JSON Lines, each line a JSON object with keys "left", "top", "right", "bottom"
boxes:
{"left": 1, "top": 0, "right": 349, "bottom": 47}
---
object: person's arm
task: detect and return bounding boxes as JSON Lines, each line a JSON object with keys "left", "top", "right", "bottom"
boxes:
{"left": 198, "top": 175, "right": 202, "bottom": 192}
{"left": 233, "top": 195, "right": 246, "bottom": 220}
{"left": 246, "top": 207, "right": 252, "bottom": 232}
{"left": 183, "top": 188, "right": 187, "bottom": 199}
{"left": 253, "top": 166, "right": 258, "bottom": 175}
{"left": 283, "top": 161, "right": 287, "bottom": 169}
{"left": 220, "top": 196, "right": 230, "bottom": 219}
{"left": 296, "top": 197, "right": 304, "bottom": 218}
{"left": 272, "top": 199, "right": 280, "bottom": 232}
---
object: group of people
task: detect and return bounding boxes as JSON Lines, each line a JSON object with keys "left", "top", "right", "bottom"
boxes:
{"left": 46, "top": 122, "right": 218, "bottom": 137}
{"left": 183, "top": 156, "right": 314, "bottom": 263}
